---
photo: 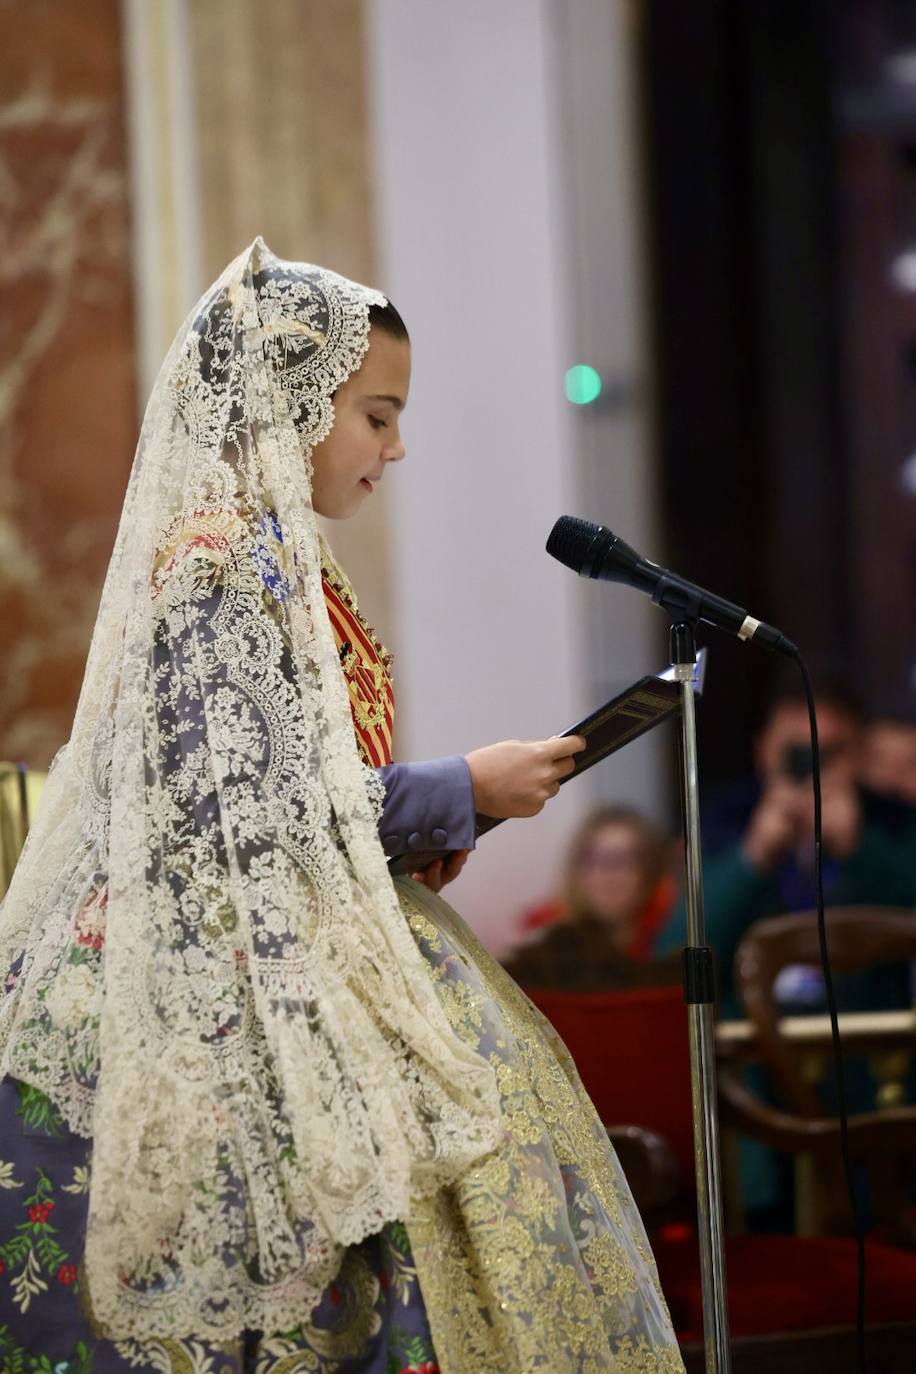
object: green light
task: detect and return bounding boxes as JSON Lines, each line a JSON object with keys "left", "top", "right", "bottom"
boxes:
{"left": 565, "top": 364, "right": 602, "bottom": 405}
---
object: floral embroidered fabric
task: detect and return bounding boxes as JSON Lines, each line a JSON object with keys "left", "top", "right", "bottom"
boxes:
{"left": 0, "top": 1076, "right": 442, "bottom": 1373}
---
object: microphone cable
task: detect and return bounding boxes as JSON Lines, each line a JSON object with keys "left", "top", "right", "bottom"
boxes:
{"left": 791, "top": 647, "right": 867, "bottom": 1372}
{"left": 545, "top": 515, "right": 868, "bottom": 1361}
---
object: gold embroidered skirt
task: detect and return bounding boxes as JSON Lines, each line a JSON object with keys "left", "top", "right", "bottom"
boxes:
{"left": 396, "top": 878, "right": 685, "bottom": 1374}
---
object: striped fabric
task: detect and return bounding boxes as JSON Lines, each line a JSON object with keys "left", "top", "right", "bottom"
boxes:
{"left": 321, "top": 572, "right": 394, "bottom": 768}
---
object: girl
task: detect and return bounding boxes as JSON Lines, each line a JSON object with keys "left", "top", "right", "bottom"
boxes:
{"left": 0, "top": 241, "right": 683, "bottom": 1373}
{"left": 504, "top": 806, "right": 681, "bottom": 992}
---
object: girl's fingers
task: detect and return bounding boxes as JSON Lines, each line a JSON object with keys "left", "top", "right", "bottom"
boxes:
{"left": 410, "top": 852, "right": 469, "bottom": 891}
{"left": 411, "top": 859, "right": 444, "bottom": 888}
{"left": 546, "top": 734, "right": 586, "bottom": 758}
{"left": 442, "top": 850, "right": 469, "bottom": 882}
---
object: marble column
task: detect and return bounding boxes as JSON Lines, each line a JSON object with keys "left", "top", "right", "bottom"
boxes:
{"left": 0, "top": 0, "right": 137, "bottom": 767}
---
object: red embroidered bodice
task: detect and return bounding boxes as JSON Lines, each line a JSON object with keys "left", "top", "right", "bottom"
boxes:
{"left": 321, "top": 568, "right": 395, "bottom": 768}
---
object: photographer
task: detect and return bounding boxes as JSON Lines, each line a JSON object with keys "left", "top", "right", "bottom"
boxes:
{"left": 655, "top": 673, "right": 916, "bottom": 1018}
{"left": 655, "top": 673, "right": 916, "bottom": 1231}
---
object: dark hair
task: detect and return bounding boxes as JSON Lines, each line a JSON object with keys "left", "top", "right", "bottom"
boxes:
{"left": 759, "top": 661, "right": 865, "bottom": 730}
{"left": 868, "top": 703, "right": 916, "bottom": 730}
{"left": 369, "top": 299, "right": 409, "bottom": 343}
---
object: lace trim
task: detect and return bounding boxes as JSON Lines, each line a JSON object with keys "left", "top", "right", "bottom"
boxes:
{"left": 0, "top": 239, "right": 502, "bottom": 1341}
{"left": 363, "top": 766, "right": 387, "bottom": 825}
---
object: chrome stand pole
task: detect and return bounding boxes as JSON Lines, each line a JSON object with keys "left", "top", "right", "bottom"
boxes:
{"left": 671, "top": 620, "right": 731, "bottom": 1374}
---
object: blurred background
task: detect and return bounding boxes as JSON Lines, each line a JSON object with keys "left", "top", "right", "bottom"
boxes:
{"left": 2, "top": 0, "right": 915, "bottom": 950}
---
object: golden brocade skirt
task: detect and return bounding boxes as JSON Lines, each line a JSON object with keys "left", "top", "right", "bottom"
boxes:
{"left": 394, "top": 877, "right": 684, "bottom": 1373}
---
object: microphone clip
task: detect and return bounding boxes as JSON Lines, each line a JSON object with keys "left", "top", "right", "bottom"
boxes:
{"left": 650, "top": 572, "right": 703, "bottom": 625}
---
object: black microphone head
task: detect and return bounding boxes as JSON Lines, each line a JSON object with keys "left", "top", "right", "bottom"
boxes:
{"left": 546, "top": 516, "right": 606, "bottom": 574}
{"left": 547, "top": 515, "right": 643, "bottom": 583}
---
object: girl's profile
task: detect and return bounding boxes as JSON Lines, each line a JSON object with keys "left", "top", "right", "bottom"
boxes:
{"left": 0, "top": 239, "right": 684, "bottom": 1372}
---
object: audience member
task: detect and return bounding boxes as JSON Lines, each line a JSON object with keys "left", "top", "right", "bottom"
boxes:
{"left": 861, "top": 712, "right": 916, "bottom": 807}
{"left": 655, "top": 671, "right": 916, "bottom": 1229}
{"left": 655, "top": 672, "right": 916, "bottom": 1017}
{"left": 858, "top": 712, "right": 916, "bottom": 896}
{"left": 503, "top": 805, "right": 681, "bottom": 991}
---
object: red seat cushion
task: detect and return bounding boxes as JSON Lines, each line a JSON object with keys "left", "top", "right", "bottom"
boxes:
{"left": 656, "top": 1233, "right": 916, "bottom": 1340}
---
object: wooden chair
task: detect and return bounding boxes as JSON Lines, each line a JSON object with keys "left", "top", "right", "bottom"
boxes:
{"left": 722, "top": 906, "right": 916, "bottom": 1245}
{"left": 734, "top": 906, "right": 916, "bottom": 1114}
{"left": 0, "top": 763, "right": 45, "bottom": 899}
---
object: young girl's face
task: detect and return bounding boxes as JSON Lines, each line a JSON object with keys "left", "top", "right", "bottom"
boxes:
{"left": 309, "top": 327, "right": 411, "bottom": 519}
{"left": 572, "top": 821, "right": 652, "bottom": 933}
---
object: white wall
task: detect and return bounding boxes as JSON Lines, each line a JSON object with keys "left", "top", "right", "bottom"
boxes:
{"left": 549, "top": 0, "right": 668, "bottom": 816}
{"left": 366, "top": 0, "right": 664, "bottom": 951}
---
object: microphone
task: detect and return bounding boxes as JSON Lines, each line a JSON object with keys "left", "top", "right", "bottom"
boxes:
{"left": 547, "top": 516, "right": 797, "bottom": 656}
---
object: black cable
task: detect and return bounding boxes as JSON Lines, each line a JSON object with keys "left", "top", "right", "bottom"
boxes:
{"left": 792, "top": 648, "right": 867, "bottom": 1371}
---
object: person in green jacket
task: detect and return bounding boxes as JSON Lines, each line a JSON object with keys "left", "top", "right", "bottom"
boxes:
{"left": 655, "top": 674, "right": 916, "bottom": 1226}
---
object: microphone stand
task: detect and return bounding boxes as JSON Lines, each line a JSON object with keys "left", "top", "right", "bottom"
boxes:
{"left": 670, "top": 619, "right": 731, "bottom": 1373}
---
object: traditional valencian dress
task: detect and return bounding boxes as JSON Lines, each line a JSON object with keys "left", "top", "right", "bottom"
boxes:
{"left": 0, "top": 241, "right": 684, "bottom": 1373}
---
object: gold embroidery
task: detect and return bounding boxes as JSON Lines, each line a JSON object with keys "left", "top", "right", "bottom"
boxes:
{"left": 320, "top": 539, "right": 394, "bottom": 761}
{"left": 397, "top": 879, "right": 685, "bottom": 1373}
{"left": 319, "top": 538, "right": 394, "bottom": 678}
{"left": 338, "top": 643, "right": 388, "bottom": 731}
{"left": 112, "top": 1336, "right": 241, "bottom": 1374}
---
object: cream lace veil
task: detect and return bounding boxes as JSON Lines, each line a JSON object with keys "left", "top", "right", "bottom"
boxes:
{"left": 0, "top": 239, "right": 501, "bottom": 1340}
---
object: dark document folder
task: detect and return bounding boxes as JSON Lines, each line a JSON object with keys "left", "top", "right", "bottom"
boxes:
{"left": 386, "top": 659, "right": 700, "bottom": 876}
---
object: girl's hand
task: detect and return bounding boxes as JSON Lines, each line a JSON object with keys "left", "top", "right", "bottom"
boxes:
{"left": 411, "top": 849, "right": 471, "bottom": 892}
{"left": 464, "top": 736, "right": 587, "bottom": 819}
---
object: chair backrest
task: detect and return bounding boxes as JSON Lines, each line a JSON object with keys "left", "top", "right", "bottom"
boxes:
{"left": 734, "top": 906, "right": 916, "bottom": 1115}
{"left": 0, "top": 764, "right": 46, "bottom": 900}
{"left": 525, "top": 983, "right": 696, "bottom": 1183}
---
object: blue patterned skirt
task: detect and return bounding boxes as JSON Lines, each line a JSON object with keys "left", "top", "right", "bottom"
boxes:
{"left": 0, "top": 1077, "right": 439, "bottom": 1374}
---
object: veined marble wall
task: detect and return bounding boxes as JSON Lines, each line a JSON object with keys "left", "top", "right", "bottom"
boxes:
{"left": 1, "top": 0, "right": 392, "bottom": 766}
{"left": 0, "top": 0, "right": 136, "bottom": 767}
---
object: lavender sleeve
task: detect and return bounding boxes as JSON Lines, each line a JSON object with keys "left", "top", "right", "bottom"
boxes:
{"left": 374, "top": 755, "right": 477, "bottom": 858}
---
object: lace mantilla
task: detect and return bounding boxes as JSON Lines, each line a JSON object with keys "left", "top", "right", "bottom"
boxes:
{"left": 0, "top": 239, "right": 501, "bottom": 1341}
